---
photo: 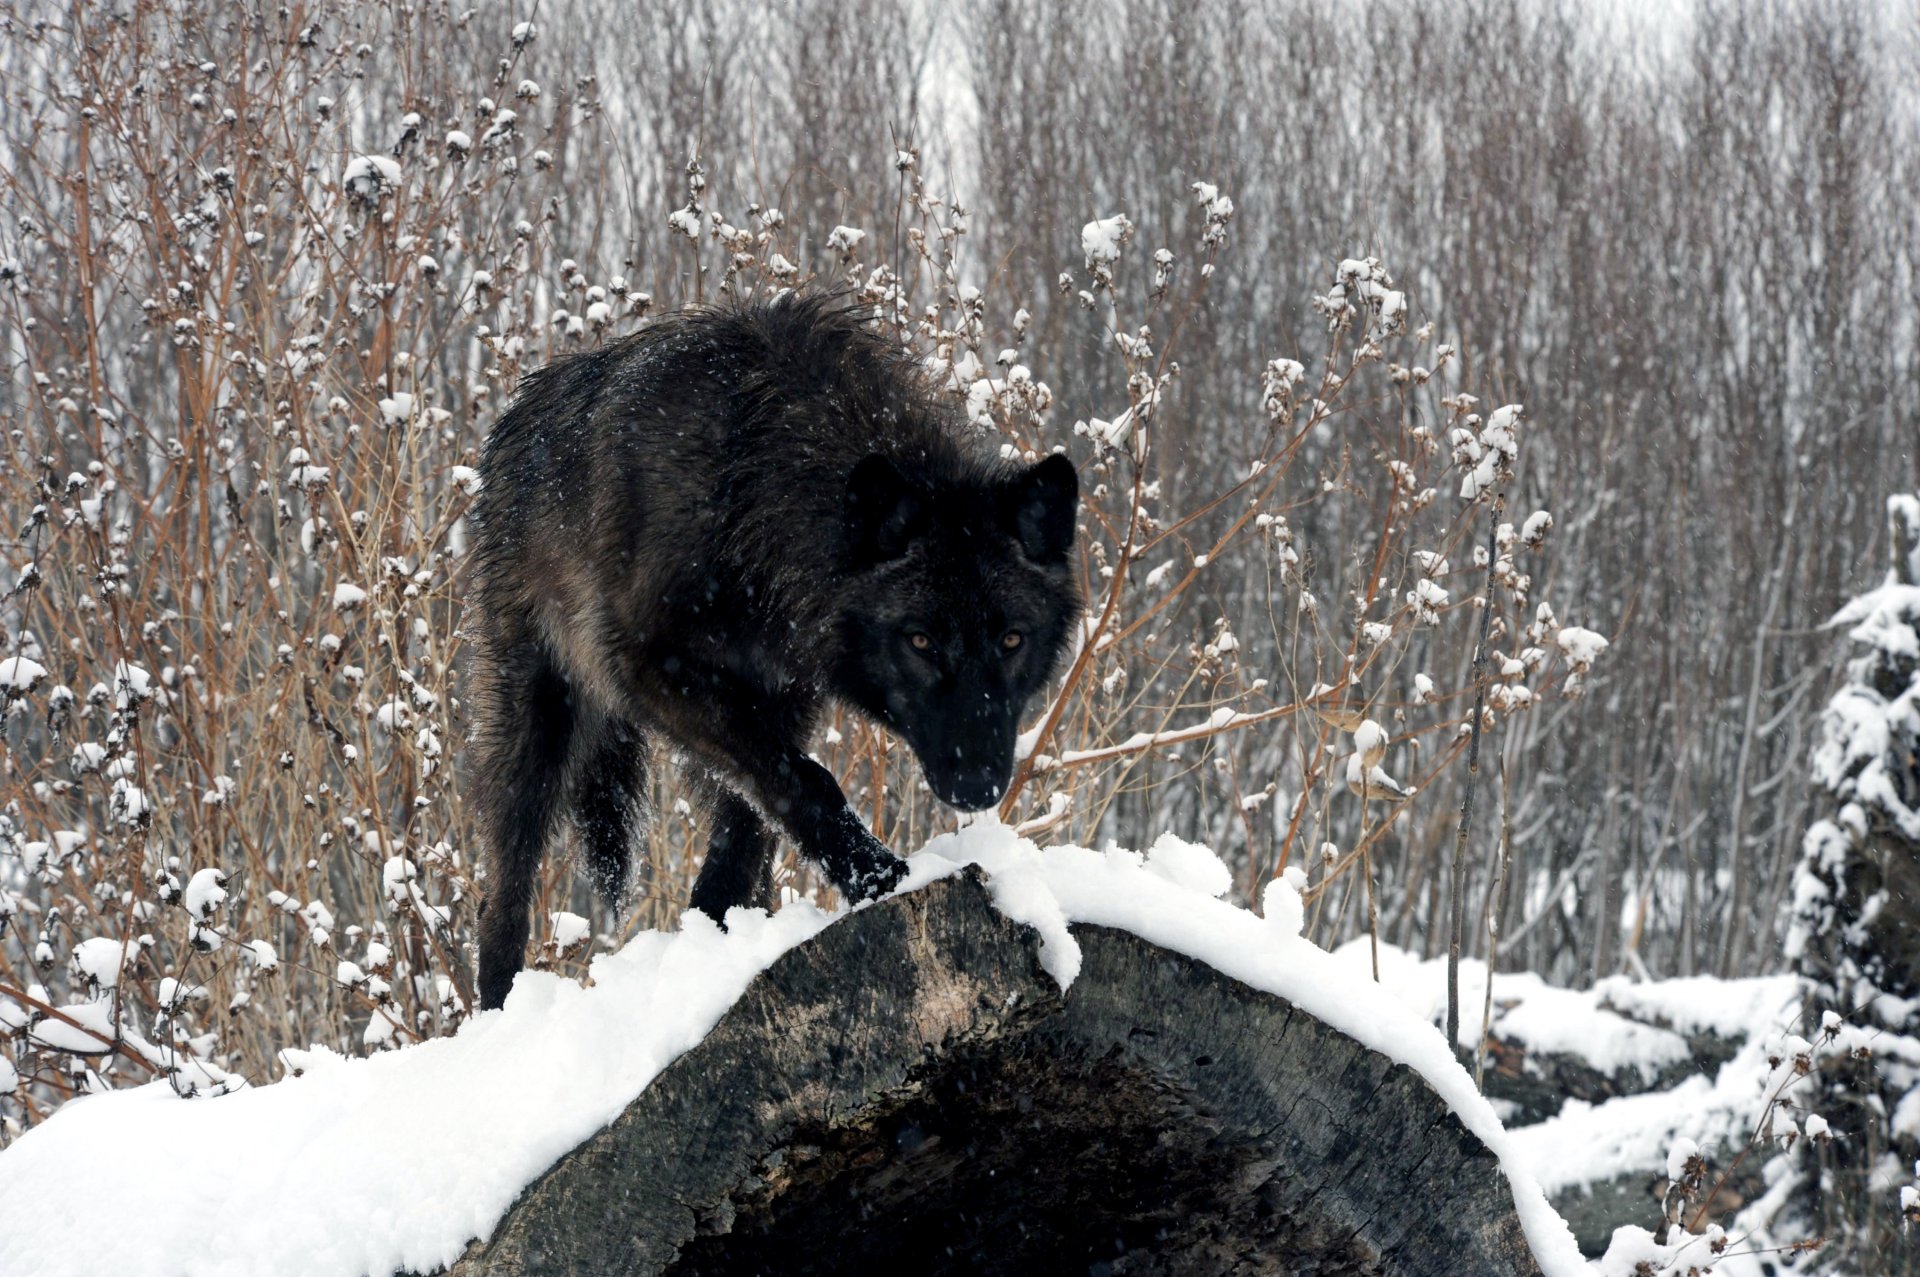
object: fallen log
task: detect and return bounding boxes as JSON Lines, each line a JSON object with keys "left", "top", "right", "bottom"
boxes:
{"left": 451, "top": 868, "right": 1545, "bottom": 1277}
{"left": 1479, "top": 1013, "right": 1744, "bottom": 1128}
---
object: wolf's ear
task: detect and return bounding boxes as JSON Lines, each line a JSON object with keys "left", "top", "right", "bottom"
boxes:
{"left": 1007, "top": 453, "right": 1079, "bottom": 563}
{"left": 845, "top": 454, "right": 922, "bottom": 566}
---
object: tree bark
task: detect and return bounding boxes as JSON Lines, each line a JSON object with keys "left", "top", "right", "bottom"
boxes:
{"left": 446, "top": 868, "right": 1545, "bottom": 1277}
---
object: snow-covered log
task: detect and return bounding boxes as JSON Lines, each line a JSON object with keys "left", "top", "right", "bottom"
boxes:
{"left": 452, "top": 867, "right": 1546, "bottom": 1277}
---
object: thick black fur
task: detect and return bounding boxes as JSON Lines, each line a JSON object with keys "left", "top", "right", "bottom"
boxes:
{"left": 469, "top": 292, "right": 1083, "bottom": 1010}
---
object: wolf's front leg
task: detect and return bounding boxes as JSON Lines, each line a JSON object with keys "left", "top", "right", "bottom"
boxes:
{"left": 759, "top": 751, "right": 909, "bottom": 903}
{"left": 641, "top": 666, "right": 908, "bottom": 905}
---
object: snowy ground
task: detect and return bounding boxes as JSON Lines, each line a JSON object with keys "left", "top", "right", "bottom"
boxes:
{"left": 0, "top": 822, "right": 1594, "bottom": 1277}
{"left": 1336, "top": 940, "right": 1800, "bottom": 1201}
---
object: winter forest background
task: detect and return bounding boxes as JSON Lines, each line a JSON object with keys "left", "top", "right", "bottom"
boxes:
{"left": 0, "top": 0, "right": 1917, "bottom": 1269}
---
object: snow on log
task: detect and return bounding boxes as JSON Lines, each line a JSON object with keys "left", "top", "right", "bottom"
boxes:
{"left": 0, "top": 830, "right": 1586, "bottom": 1277}
{"left": 454, "top": 869, "right": 1535, "bottom": 1276}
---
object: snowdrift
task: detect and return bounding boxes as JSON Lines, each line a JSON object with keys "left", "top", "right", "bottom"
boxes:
{"left": 0, "top": 824, "right": 1587, "bottom": 1276}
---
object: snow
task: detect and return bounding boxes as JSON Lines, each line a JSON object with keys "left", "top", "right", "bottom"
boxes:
{"left": 1593, "top": 1225, "right": 1698, "bottom": 1277}
{"left": 1083, "top": 405, "right": 1135, "bottom": 448}
{"left": 158, "top": 977, "right": 206, "bottom": 1006}
{"left": 1811, "top": 580, "right": 1920, "bottom": 845}
{"left": 72, "top": 936, "right": 134, "bottom": 989}
{"left": 1141, "top": 831, "right": 1232, "bottom": 897}
{"left": 1352, "top": 718, "right": 1389, "bottom": 765}
{"left": 1080, "top": 213, "right": 1135, "bottom": 273}
{"left": 825, "top": 224, "right": 866, "bottom": 254}
{"left": 1482, "top": 405, "right": 1521, "bottom": 459}
{"left": 378, "top": 392, "right": 414, "bottom": 427}
{"left": 1666, "top": 1135, "right": 1700, "bottom": 1182}
{"left": 549, "top": 911, "right": 591, "bottom": 949}
{"left": 373, "top": 698, "right": 412, "bottom": 733}
{"left": 1507, "top": 1006, "right": 1795, "bottom": 1201}
{"left": 666, "top": 206, "right": 702, "bottom": 240}
{"left": 1191, "top": 181, "right": 1234, "bottom": 247}
{"left": 184, "top": 867, "right": 228, "bottom": 920}
{"left": 110, "top": 777, "right": 150, "bottom": 825}
{"left": 1045, "top": 704, "right": 1255, "bottom": 768}
{"left": 1589, "top": 971, "right": 1797, "bottom": 1042}
{"left": 0, "top": 825, "right": 1588, "bottom": 1277}
{"left": 341, "top": 155, "right": 401, "bottom": 202}
{"left": 1555, "top": 626, "right": 1610, "bottom": 670}
{"left": 1340, "top": 942, "right": 1780, "bottom": 1087}
{"left": 965, "top": 377, "right": 999, "bottom": 428}
{"left": 1261, "top": 357, "right": 1306, "bottom": 420}
{"left": 13, "top": 1000, "right": 129, "bottom": 1055}
{"left": 1345, "top": 755, "right": 1410, "bottom": 798}
{"left": 1453, "top": 403, "right": 1522, "bottom": 501}
{"left": 480, "top": 109, "right": 517, "bottom": 147}
{"left": 111, "top": 659, "right": 152, "bottom": 705}
{"left": 1409, "top": 576, "right": 1449, "bottom": 613}
{"left": 1338, "top": 940, "right": 1800, "bottom": 1205}
{"left": 1317, "top": 256, "right": 1405, "bottom": 337}
{"left": 0, "top": 655, "right": 47, "bottom": 691}
{"left": 0, "top": 899, "right": 843, "bottom": 1277}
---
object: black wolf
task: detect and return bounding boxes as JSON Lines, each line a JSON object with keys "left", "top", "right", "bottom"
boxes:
{"left": 469, "top": 292, "right": 1082, "bottom": 1010}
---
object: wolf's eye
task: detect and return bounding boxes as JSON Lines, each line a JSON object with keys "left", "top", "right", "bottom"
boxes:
{"left": 1001, "top": 631, "right": 1023, "bottom": 652}
{"left": 909, "top": 632, "right": 933, "bottom": 652}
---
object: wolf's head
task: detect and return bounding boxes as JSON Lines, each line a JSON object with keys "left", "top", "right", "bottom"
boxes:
{"left": 836, "top": 452, "right": 1082, "bottom": 812}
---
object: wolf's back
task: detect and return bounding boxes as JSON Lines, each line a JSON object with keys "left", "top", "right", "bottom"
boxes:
{"left": 471, "top": 293, "right": 1001, "bottom": 668}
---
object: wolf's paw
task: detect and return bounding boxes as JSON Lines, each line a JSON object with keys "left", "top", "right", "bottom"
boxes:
{"left": 838, "top": 848, "right": 909, "bottom": 903}
{"left": 815, "top": 810, "right": 910, "bottom": 903}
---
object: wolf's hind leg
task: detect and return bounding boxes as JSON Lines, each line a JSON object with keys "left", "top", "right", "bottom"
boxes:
{"left": 570, "top": 712, "right": 650, "bottom": 909}
{"left": 474, "top": 638, "right": 576, "bottom": 1011}
{"left": 688, "top": 784, "right": 778, "bottom": 923}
